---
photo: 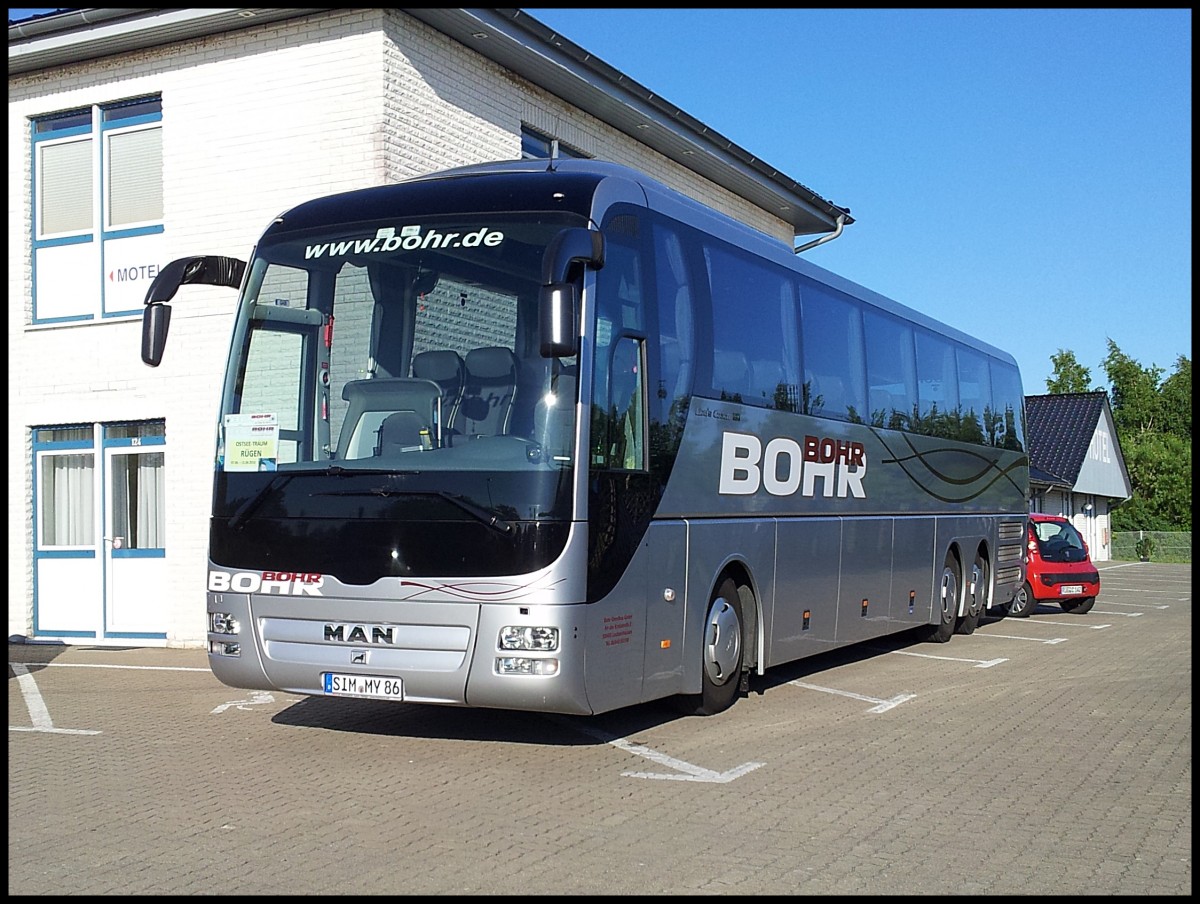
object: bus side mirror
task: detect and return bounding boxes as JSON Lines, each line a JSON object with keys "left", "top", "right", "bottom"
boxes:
{"left": 139, "top": 255, "right": 247, "bottom": 367}
{"left": 141, "top": 302, "right": 172, "bottom": 367}
{"left": 539, "top": 227, "right": 604, "bottom": 358}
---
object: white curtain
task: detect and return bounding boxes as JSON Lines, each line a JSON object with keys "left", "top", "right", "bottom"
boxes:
{"left": 136, "top": 452, "right": 165, "bottom": 549}
{"left": 42, "top": 453, "right": 94, "bottom": 546}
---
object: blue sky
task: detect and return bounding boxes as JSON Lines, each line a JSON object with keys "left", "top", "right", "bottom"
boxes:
{"left": 12, "top": 8, "right": 1190, "bottom": 394}
{"left": 530, "top": 8, "right": 1191, "bottom": 395}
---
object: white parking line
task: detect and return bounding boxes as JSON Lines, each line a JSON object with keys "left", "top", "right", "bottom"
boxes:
{"left": 8, "top": 662, "right": 101, "bottom": 735}
{"left": 786, "top": 681, "right": 916, "bottom": 712}
{"left": 974, "top": 634, "right": 1069, "bottom": 644}
{"left": 550, "top": 716, "right": 765, "bottom": 782}
{"left": 890, "top": 649, "right": 1009, "bottom": 668}
{"left": 1026, "top": 619, "right": 1114, "bottom": 628}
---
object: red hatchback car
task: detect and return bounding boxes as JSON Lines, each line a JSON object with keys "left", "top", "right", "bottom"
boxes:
{"left": 1007, "top": 513, "right": 1101, "bottom": 616}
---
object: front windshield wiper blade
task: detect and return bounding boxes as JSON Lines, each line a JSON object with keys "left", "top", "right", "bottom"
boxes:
{"left": 226, "top": 464, "right": 391, "bottom": 530}
{"left": 227, "top": 472, "right": 296, "bottom": 531}
{"left": 436, "top": 491, "right": 514, "bottom": 535}
{"left": 309, "top": 486, "right": 514, "bottom": 534}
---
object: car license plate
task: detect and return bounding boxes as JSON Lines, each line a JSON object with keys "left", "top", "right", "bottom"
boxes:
{"left": 1060, "top": 585, "right": 1084, "bottom": 595}
{"left": 323, "top": 673, "right": 403, "bottom": 700}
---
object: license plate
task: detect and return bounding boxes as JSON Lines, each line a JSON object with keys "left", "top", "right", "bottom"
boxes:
{"left": 1060, "top": 585, "right": 1084, "bottom": 595}
{"left": 323, "top": 673, "right": 403, "bottom": 700}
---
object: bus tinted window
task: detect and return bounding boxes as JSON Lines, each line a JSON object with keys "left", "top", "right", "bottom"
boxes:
{"left": 956, "top": 346, "right": 991, "bottom": 444}
{"left": 915, "top": 328, "right": 961, "bottom": 436}
{"left": 703, "top": 243, "right": 800, "bottom": 411}
{"left": 651, "top": 221, "right": 695, "bottom": 438}
{"left": 989, "top": 359, "right": 1026, "bottom": 451}
{"left": 864, "top": 307, "right": 916, "bottom": 430}
{"left": 798, "top": 278, "right": 867, "bottom": 422}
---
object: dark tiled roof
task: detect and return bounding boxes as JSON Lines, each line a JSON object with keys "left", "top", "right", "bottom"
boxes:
{"left": 1025, "top": 391, "right": 1108, "bottom": 485}
{"left": 1029, "top": 464, "right": 1073, "bottom": 488}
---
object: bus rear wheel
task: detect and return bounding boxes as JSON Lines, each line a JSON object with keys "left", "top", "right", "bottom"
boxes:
{"left": 923, "top": 551, "right": 959, "bottom": 644}
{"left": 674, "top": 578, "right": 744, "bottom": 716}
{"left": 955, "top": 549, "right": 987, "bottom": 635}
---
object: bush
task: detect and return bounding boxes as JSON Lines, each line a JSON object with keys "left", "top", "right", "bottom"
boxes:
{"left": 1135, "top": 535, "right": 1156, "bottom": 561}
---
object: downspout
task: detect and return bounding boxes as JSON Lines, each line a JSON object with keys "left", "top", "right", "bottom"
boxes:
{"left": 793, "top": 213, "right": 847, "bottom": 254}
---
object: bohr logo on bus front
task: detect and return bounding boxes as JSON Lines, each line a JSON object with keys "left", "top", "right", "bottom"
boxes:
{"left": 718, "top": 431, "right": 867, "bottom": 498}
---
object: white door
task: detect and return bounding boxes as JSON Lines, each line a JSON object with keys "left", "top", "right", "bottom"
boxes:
{"left": 33, "top": 427, "right": 102, "bottom": 639}
{"left": 32, "top": 421, "right": 167, "bottom": 644}
{"left": 103, "top": 436, "right": 167, "bottom": 637}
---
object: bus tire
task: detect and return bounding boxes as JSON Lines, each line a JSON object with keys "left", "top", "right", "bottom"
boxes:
{"left": 1007, "top": 581, "right": 1037, "bottom": 617}
{"left": 1060, "top": 596, "right": 1095, "bottom": 614}
{"left": 955, "top": 549, "right": 987, "bottom": 635}
{"left": 924, "top": 551, "right": 959, "bottom": 644}
{"left": 674, "top": 578, "right": 744, "bottom": 716}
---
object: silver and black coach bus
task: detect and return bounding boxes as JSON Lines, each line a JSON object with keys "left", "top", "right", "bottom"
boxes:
{"left": 142, "top": 158, "right": 1028, "bottom": 716}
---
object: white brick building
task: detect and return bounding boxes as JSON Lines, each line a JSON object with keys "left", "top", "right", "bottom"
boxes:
{"left": 8, "top": 8, "right": 847, "bottom": 647}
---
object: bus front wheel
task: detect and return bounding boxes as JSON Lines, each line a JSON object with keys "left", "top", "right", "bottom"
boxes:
{"left": 674, "top": 578, "right": 744, "bottom": 716}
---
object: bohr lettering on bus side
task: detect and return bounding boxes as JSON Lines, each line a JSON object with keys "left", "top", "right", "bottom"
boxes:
{"left": 718, "top": 431, "right": 867, "bottom": 498}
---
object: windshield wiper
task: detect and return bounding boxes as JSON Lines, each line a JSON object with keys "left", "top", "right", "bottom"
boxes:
{"left": 308, "top": 485, "right": 514, "bottom": 534}
{"left": 226, "top": 464, "right": 394, "bottom": 530}
{"left": 436, "top": 491, "right": 514, "bottom": 535}
{"left": 227, "top": 472, "right": 296, "bottom": 531}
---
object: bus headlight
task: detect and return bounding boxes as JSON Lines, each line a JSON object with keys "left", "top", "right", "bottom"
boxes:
{"left": 496, "top": 657, "right": 559, "bottom": 676}
{"left": 498, "top": 625, "right": 559, "bottom": 651}
{"left": 210, "top": 612, "right": 240, "bottom": 635}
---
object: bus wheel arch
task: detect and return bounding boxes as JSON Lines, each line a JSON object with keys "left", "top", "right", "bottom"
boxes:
{"left": 673, "top": 569, "right": 751, "bottom": 716}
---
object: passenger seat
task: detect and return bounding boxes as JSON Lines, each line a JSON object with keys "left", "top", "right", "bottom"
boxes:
{"left": 453, "top": 346, "right": 519, "bottom": 437}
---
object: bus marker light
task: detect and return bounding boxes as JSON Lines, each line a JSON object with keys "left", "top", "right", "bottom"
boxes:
{"left": 660, "top": 639, "right": 671, "bottom": 649}
{"left": 802, "top": 610, "right": 811, "bottom": 630}
{"left": 861, "top": 598, "right": 869, "bottom": 617}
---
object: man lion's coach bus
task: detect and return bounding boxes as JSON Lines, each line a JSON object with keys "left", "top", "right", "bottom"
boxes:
{"left": 141, "top": 159, "right": 1028, "bottom": 716}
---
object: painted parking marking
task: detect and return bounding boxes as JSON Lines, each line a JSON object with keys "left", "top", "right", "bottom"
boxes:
{"left": 786, "top": 681, "right": 917, "bottom": 713}
{"left": 1026, "top": 619, "right": 1115, "bottom": 628}
{"left": 890, "top": 649, "right": 1008, "bottom": 668}
{"left": 8, "top": 662, "right": 101, "bottom": 735}
{"left": 974, "top": 633, "right": 1069, "bottom": 644}
{"left": 1087, "top": 610, "right": 1143, "bottom": 618}
{"left": 550, "top": 716, "right": 765, "bottom": 783}
{"left": 211, "top": 692, "right": 277, "bottom": 714}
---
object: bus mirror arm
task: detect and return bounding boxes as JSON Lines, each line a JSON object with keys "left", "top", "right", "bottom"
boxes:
{"left": 140, "top": 255, "right": 247, "bottom": 367}
{"left": 538, "top": 228, "right": 604, "bottom": 358}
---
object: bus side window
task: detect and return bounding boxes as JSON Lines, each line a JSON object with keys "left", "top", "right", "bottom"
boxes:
{"left": 600, "top": 336, "right": 646, "bottom": 470}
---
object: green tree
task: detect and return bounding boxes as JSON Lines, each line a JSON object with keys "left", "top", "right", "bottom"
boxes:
{"left": 1045, "top": 349, "right": 1094, "bottom": 393}
{"left": 1103, "top": 339, "right": 1164, "bottom": 435}
{"left": 1102, "top": 341, "right": 1191, "bottom": 531}
{"left": 1159, "top": 354, "right": 1192, "bottom": 439}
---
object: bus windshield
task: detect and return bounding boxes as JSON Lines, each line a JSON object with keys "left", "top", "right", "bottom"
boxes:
{"left": 222, "top": 211, "right": 586, "bottom": 469}
{"left": 210, "top": 210, "right": 589, "bottom": 581}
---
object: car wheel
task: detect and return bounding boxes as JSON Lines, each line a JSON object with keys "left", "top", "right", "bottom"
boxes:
{"left": 1007, "top": 581, "right": 1038, "bottom": 617}
{"left": 1060, "top": 596, "right": 1095, "bottom": 614}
